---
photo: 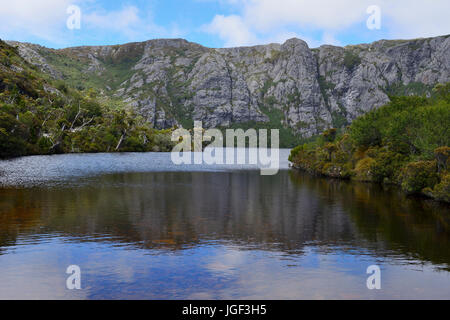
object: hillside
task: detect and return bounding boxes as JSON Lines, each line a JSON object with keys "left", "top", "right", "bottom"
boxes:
{"left": 5, "top": 35, "right": 450, "bottom": 144}
{"left": 0, "top": 40, "right": 173, "bottom": 158}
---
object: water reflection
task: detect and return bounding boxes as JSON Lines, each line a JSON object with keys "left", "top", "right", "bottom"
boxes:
{"left": 0, "top": 165, "right": 449, "bottom": 299}
{"left": 289, "top": 171, "right": 450, "bottom": 269}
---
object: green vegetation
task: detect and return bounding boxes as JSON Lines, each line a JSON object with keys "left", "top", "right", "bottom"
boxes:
{"left": 264, "top": 50, "right": 282, "bottom": 64}
{"left": 0, "top": 40, "right": 174, "bottom": 158}
{"left": 290, "top": 83, "right": 450, "bottom": 202}
{"left": 45, "top": 44, "right": 144, "bottom": 92}
{"left": 385, "top": 81, "right": 434, "bottom": 97}
{"left": 318, "top": 75, "right": 335, "bottom": 106}
{"left": 343, "top": 50, "right": 362, "bottom": 71}
{"left": 222, "top": 102, "right": 301, "bottom": 148}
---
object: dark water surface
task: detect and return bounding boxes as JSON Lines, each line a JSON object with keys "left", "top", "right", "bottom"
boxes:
{"left": 0, "top": 151, "right": 449, "bottom": 299}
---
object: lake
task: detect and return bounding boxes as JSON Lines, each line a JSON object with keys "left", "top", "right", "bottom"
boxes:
{"left": 0, "top": 150, "right": 449, "bottom": 299}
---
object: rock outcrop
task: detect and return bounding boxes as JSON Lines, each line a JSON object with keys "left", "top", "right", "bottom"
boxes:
{"left": 7, "top": 35, "right": 450, "bottom": 137}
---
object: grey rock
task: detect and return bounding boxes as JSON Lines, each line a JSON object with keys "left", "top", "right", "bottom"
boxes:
{"left": 10, "top": 35, "right": 450, "bottom": 136}
{"left": 6, "top": 41, "right": 63, "bottom": 79}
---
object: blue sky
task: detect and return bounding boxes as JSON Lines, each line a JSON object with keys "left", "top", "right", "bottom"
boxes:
{"left": 1, "top": 0, "right": 449, "bottom": 49}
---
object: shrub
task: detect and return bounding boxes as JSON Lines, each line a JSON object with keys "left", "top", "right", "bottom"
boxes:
{"left": 0, "top": 131, "right": 27, "bottom": 158}
{"left": 37, "top": 136, "right": 53, "bottom": 152}
{"left": 435, "top": 146, "right": 450, "bottom": 173}
{"left": 371, "top": 150, "right": 407, "bottom": 183}
{"left": 432, "top": 173, "right": 450, "bottom": 202}
{"left": 323, "top": 128, "right": 337, "bottom": 142}
{"left": 343, "top": 51, "right": 362, "bottom": 71}
{"left": 400, "top": 161, "right": 439, "bottom": 194}
{"left": 122, "top": 136, "right": 146, "bottom": 152}
{"left": 433, "top": 82, "right": 450, "bottom": 103}
{"left": 350, "top": 112, "right": 382, "bottom": 147}
{"left": 289, "top": 83, "right": 450, "bottom": 202}
{"left": 289, "top": 145, "right": 303, "bottom": 162}
{"left": 332, "top": 149, "right": 351, "bottom": 164}
{"left": 55, "top": 80, "right": 68, "bottom": 94}
{"left": 324, "top": 143, "right": 338, "bottom": 161}
{"left": 338, "top": 133, "right": 351, "bottom": 147}
{"left": 354, "top": 157, "right": 376, "bottom": 182}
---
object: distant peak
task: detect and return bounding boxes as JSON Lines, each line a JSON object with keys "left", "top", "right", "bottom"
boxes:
{"left": 282, "top": 37, "right": 309, "bottom": 49}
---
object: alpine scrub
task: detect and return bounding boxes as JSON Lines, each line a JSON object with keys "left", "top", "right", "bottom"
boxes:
{"left": 289, "top": 83, "right": 450, "bottom": 203}
{"left": 0, "top": 40, "right": 175, "bottom": 158}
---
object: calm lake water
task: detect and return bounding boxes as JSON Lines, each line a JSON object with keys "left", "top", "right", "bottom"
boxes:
{"left": 0, "top": 150, "right": 449, "bottom": 299}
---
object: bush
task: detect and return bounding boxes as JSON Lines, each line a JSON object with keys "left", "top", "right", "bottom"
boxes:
{"left": 370, "top": 150, "right": 407, "bottom": 183}
{"left": 37, "top": 136, "right": 52, "bottom": 152}
{"left": 55, "top": 80, "right": 68, "bottom": 94}
{"left": 435, "top": 146, "right": 450, "bottom": 173}
{"left": 0, "top": 131, "right": 27, "bottom": 157}
{"left": 433, "top": 82, "right": 450, "bottom": 103}
{"left": 400, "top": 161, "right": 439, "bottom": 194}
{"left": 289, "top": 84, "right": 450, "bottom": 202}
{"left": 432, "top": 174, "right": 450, "bottom": 202}
{"left": 323, "top": 128, "right": 337, "bottom": 142}
{"left": 289, "top": 145, "right": 303, "bottom": 162}
{"left": 343, "top": 51, "right": 362, "bottom": 71}
{"left": 122, "top": 136, "right": 146, "bottom": 152}
{"left": 354, "top": 157, "right": 376, "bottom": 182}
{"left": 350, "top": 112, "right": 382, "bottom": 147}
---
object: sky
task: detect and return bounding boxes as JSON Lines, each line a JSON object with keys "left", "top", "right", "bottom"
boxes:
{"left": 0, "top": 0, "right": 449, "bottom": 49}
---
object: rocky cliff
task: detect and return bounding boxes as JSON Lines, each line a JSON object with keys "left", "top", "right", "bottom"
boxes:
{"left": 7, "top": 35, "right": 450, "bottom": 139}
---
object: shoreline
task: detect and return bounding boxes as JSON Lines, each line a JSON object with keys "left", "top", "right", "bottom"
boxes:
{"left": 290, "top": 164, "right": 450, "bottom": 204}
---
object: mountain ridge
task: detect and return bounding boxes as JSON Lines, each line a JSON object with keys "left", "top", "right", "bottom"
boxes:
{"left": 5, "top": 34, "right": 450, "bottom": 140}
{"left": 6, "top": 35, "right": 445, "bottom": 50}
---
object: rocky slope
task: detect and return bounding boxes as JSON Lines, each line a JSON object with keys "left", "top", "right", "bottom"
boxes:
{"left": 6, "top": 35, "right": 450, "bottom": 139}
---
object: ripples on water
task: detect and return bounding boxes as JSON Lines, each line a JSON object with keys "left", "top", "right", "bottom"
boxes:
{"left": 0, "top": 151, "right": 449, "bottom": 299}
{"left": 0, "top": 149, "right": 291, "bottom": 187}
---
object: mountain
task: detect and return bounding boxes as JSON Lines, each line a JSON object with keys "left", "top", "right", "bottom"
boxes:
{"left": 4, "top": 35, "right": 450, "bottom": 141}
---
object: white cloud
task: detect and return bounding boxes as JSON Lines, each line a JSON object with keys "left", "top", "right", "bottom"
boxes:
{"left": 0, "top": 0, "right": 77, "bottom": 43}
{"left": 83, "top": 6, "right": 185, "bottom": 40}
{"left": 202, "top": 14, "right": 338, "bottom": 48}
{"left": 240, "top": 0, "right": 367, "bottom": 31}
{"left": 83, "top": 6, "right": 166, "bottom": 40}
{"left": 84, "top": 6, "right": 141, "bottom": 32}
{"left": 205, "top": 0, "right": 450, "bottom": 47}
{"left": 203, "top": 15, "right": 257, "bottom": 47}
{"left": 0, "top": 0, "right": 184, "bottom": 46}
{"left": 1, "top": 0, "right": 449, "bottom": 48}
{"left": 382, "top": 0, "right": 450, "bottom": 39}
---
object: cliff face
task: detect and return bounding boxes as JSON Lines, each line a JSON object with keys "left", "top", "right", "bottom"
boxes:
{"left": 7, "top": 35, "right": 450, "bottom": 137}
